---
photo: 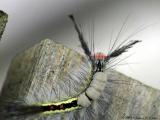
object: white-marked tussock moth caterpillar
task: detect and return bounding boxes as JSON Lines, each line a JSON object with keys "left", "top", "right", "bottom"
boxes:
{"left": 0, "top": 14, "right": 141, "bottom": 120}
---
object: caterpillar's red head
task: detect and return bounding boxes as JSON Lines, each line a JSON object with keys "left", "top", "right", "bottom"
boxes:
{"left": 92, "top": 52, "right": 107, "bottom": 72}
{"left": 92, "top": 52, "right": 107, "bottom": 60}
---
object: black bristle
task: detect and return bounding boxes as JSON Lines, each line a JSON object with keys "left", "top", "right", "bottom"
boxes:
{"left": 106, "top": 40, "right": 141, "bottom": 61}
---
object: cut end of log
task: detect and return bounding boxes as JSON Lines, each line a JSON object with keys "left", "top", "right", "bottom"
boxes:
{"left": 0, "top": 39, "right": 92, "bottom": 105}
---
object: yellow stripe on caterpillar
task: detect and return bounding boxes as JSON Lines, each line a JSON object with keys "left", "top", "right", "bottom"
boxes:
{"left": 42, "top": 106, "right": 80, "bottom": 115}
{"left": 40, "top": 98, "right": 78, "bottom": 106}
{"left": 33, "top": 97, "right": 81, "bottom": 115}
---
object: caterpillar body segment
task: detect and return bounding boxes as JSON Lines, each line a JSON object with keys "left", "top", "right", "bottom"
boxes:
{"left": 77, "top": 93, "right": 91, "bottom": 107}
{"left": 86, "top": 87, "right": 101, "bottom": 100}
{"left": 77, "top": 71, "right": 107, "bottom": 106}
{"left": 85, "top": 71, "right": 107, "bottom": 100}
{"left": 89, "top": 71, "right": 107, "bottom": 92}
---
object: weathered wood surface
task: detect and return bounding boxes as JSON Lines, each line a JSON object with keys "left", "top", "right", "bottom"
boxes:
{"left": 0, "top": 10, "right": 8, "bottom": 40}
{"left": 0, "top": 39, "right": 160, "bottom": 120}
{"left": 0, "top": 39, "right": 92, "bottom": 104}
{"left": 105, "top": 71, "right": 160, "bottom": 120}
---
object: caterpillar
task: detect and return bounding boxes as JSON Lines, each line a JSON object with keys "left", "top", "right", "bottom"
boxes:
{"left": 0, "top": 14, "right": 141, "bottom": 120}
{"left": 69, "top": 15, "right": 140, "bottom": 108}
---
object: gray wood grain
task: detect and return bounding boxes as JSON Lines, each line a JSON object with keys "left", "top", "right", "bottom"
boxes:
{"left": 0, "top": 39, "right": 92, "bottom": 104}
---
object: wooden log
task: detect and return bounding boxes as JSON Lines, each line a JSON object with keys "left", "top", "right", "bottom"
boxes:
{"left": 0, "top": 39, "right": 160, "bottom": 120}
{"left": 104, "top": 70, "right": 160, "bottom": 120}
{"left": 0, "top": 39, "right": 92, "bottom": 104}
